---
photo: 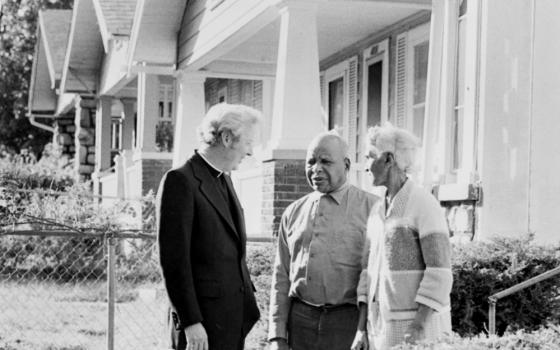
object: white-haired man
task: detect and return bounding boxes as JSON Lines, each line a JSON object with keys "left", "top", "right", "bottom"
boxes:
{"left": 268, "top": 131, "right": 379, "bottom": 350}
{"left": 157, "top": 103, "right": 262, "bottom": 350}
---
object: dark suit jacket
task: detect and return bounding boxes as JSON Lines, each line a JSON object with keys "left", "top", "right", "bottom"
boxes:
{"left": 156, "top": 152, "right": 260, "bottom": 350}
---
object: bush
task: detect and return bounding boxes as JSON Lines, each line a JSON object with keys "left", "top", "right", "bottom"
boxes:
{"left": 0, "top": 143, "right": 74, "bottom": 191}
{"left": 392, "top": 324, "right": 560, "bottom": 349}
{"left": 451, "top": 235, "right": 560, "bottom": 336}
{"left": 0, "top": 145, "right": 158, "bottom": 282}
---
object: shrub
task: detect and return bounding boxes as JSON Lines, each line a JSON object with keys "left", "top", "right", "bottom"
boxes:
{"left": 392, "top": 324, "right": 560, "bottom": 349}
{"left": 0, "top": 145, "right": 158, "bottom": 282}
{"left": 451, "top": 235, "right": 560, "bottom": 336}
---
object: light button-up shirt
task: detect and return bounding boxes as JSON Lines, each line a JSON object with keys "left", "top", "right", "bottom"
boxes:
{"left": 268, "top": 182, "right": 378, "bottom": 340}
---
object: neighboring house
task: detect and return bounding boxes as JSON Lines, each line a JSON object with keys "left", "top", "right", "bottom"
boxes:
{"left": 28, "top": 0, "right": 560, "bottom": 244}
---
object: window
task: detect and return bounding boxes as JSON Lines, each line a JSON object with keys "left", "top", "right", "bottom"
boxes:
{"left": 328, "top": 77, "right": 344, "bottom": 131}
{"left": 156, "top": 83, "right": 175, "bottom": 152}
{"left": 111, "top": 118, "right": 122, "bottom": 151}
{"left": 360, "top": 40, "right": 389, "bottom": 191}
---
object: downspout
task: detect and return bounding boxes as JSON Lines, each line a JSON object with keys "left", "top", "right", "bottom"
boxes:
{"left": 27, "top": 113, "right": 56, "bottom": 133}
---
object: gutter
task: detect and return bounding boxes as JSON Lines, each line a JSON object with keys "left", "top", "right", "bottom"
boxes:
{"left": 27, "top": 113, "right": 56, "bottom": 133}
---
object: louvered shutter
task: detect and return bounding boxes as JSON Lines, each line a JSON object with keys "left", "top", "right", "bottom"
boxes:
{"left": 395, "top": 32, "right": 408, "bottom": 128}
{"left": 348, "top": 56, "right": 358, "bottom": 163}
{"left": 319, "top": 72, "right": 328, "bottom": 128}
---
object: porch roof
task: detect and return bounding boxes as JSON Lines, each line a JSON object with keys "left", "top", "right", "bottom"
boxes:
{"left": 28, "top": 10, "right": 72, "bottom": 114}
{"left": 60, "top": 0, "right": 103, "bottom": 96}
{"left": 177, "top": 0, "right": 432, "bottom": 78}
{"left": 94, "top": 0, "right": 136, "bottom": 51}
{"left": 127, "top": 0, "right": 186, "bottom": 70}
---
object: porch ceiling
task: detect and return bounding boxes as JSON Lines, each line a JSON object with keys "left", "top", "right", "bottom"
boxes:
{"left": 60, "top": 0, "right": 103, "bottom": 95}
{"left": 202, "top": 0, "right": 430, "bottom": 77}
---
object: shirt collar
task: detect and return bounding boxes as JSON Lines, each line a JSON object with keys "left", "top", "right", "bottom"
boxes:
{"left": 197, "top": 150, "right": 225, "bottom": 178}
{"left": 311, "top": 181, "right": 350, "bottom": 205}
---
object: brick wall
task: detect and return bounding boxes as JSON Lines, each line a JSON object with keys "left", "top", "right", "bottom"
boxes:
{"left": 142, "top": 158, "right": 172, "bottom": 196}
{"left": 261, "top": 159, "right": 312, "bottom": 237}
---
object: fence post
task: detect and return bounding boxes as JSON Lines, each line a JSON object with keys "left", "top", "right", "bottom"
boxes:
{"left": 107, "top": 236, "right": 116, "bottom": 350}
{"left": 488, "top": 298, "right": 496, "bottom": 335}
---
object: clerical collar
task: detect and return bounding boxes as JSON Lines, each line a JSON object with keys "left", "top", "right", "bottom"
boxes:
{"left": 198, "top": 150, "right": 225, "bottom": 178}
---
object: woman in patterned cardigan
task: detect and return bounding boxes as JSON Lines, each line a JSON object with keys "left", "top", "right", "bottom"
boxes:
{"left": 351, "top": 123, "right": 452, "bottom": 350}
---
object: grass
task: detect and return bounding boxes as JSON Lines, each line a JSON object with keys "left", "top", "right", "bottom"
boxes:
{"left": 0, "top": 244, "right": 274, "bottom": 350}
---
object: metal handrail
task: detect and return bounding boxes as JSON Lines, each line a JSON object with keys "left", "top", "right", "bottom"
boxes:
{"left": 488, "top": 265, "right": 560, "bottom": 334}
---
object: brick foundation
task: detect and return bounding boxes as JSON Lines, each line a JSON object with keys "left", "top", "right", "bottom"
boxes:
{"left": 261, "top": 159, "right": 312, "bottom": 237}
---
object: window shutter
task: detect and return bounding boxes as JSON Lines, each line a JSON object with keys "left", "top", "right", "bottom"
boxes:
{"left": 348, "top": 56, "right": 358, "bottom": 163}
{"left": 319, "top": 72, "right": 327, "bottom": 127}
{"left": 395, "top": 32, "right": 408, "bottom": 128}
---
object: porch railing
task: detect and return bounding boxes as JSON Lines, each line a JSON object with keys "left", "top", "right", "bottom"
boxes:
{"left": 488, "top": 265, "right": 560, "bottom": 334}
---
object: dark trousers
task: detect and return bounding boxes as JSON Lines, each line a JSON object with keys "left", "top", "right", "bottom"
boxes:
{"left": 287, "top": 299, "right": 359, "bottom": 350}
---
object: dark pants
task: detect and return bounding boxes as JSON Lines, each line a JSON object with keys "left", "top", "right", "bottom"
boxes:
{"left": 287, "top": 299, "right": 359, "bottom": 350}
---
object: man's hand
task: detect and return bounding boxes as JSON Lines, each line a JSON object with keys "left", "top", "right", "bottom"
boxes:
{"left": 351, "top": 329, "right": 369, "bottom": 350}
{"left": 268, "top": 338, "right": 289, "bottom": 350}
{"left": 185, "top": 323, "right": 208, "bottom": 350}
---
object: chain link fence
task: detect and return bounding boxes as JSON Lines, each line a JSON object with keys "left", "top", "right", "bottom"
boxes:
{"left": 0, "top": 181, "right": 171, "bottom": 350}
{"left": 0, "top": 230, "right": 168, "bottom": 350}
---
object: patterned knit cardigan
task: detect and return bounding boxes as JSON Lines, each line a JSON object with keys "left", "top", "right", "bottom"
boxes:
{"left": 357, "top": 179, "right": 452, "bottom": 321}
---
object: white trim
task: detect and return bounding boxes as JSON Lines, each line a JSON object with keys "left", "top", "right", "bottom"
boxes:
{"left": 133, "top": 151, "right": 173, "bottom": 161}
{"left": 457, "top": 0, "right": 481, "bottom": 184}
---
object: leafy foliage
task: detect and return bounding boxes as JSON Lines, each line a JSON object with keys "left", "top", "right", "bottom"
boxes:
{"left": 0, "top": 0, "right": 73, "bottom": 156}
{"left": 451, "top": 235, "right": 560, "bottom": 336}
{"left": 392, "top": 324, "right": 560, "bottom": 349}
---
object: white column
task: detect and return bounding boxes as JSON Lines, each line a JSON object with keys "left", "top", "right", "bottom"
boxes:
{"left": 136, "top": 72, "right": 159, "bottom": 152}
{"left": 121, "top": 98, "right": 136, "bottom": 150}
{"left": 173, "top": 72, "right": 206, "bottom": 167}
{"left": 95, "top": 96, "right": 112, "bottom": 172}
{"left": 266, "top": 1, "right": 323, "bottom": 159}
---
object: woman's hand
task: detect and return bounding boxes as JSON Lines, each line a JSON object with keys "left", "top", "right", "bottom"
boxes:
{"left": 403, "top": 322, "right": 424, "bottom": 344}
{"left": 403, "top": 303, "right": 433, "bottom": 344}
{"left": 351, "top": 329, "right": 369, "bottom": 350}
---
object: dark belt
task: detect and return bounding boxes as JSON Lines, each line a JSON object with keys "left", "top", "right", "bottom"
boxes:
{"left": 291, "top": 298, "right": 356, "bottom": 313}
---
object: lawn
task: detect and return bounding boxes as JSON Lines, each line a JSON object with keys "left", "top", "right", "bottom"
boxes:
{"left": 0, "top": 243, "right": 274, "bottom": 350}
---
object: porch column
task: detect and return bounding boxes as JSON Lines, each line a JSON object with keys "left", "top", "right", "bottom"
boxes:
{"left": 121, "top": 98, "right": 136, "bottom": 150}
{"left": 267, "top": 1, "right": 323, "bottom": 158}
{"left": 173, "top": 72, "right": 206, "bottom": 167}
{"left": 136, "top": 72, "right": 159, "bottom": 152}
{"left": 93, "top": 96, "right": 112, "bottom": 196}
{"left": 262, "top": 2, "right": 321, "bottom": 236}
{"left": 95, "top": 96, "right": 112, "bottom": 172}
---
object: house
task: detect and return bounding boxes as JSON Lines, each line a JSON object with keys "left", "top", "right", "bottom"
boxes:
{"left": 28, "top": 0, "right": 560, "bottom": 244}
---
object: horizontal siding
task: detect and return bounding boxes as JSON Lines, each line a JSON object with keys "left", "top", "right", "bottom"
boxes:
{"left": 177, "top": 0, "right": 270, "bottom": 68}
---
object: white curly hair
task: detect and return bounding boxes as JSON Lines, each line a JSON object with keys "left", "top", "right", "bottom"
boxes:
{"left": 197, "top": 103, "right": 262, "bottom": 146}
{"left": 366, "top": 122, "right": 421, "bottom": 174}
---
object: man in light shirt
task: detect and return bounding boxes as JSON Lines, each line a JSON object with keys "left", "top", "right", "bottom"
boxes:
{"left": 268, "top": 131, "right": 379, "bottom": 350}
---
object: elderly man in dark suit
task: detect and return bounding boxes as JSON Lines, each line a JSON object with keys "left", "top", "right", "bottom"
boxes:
{"left": 156, "top": 103, "right": 262, "bottom": 350}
